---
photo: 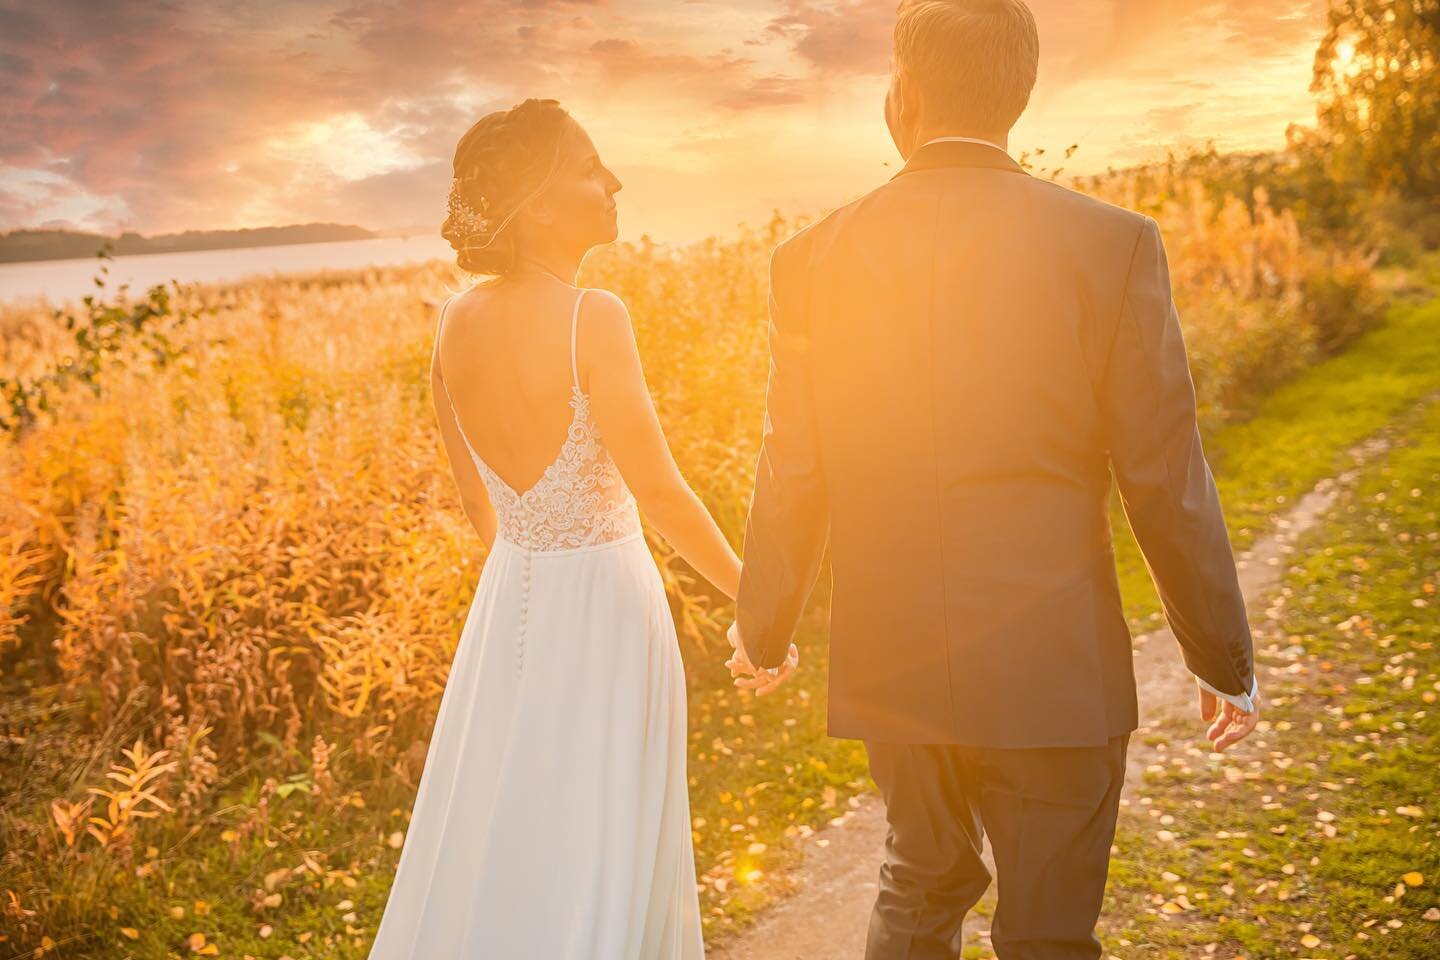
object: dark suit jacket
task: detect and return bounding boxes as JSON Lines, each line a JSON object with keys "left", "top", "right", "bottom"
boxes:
{"left": 734, "top": 138, "right": 1256, "bottom": 748}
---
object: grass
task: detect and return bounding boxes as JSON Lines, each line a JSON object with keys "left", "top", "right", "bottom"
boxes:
{"left": 690, "top": 275, "right": 1440, "bottom": 948}
{"left": 683, "top": 637, "right": 871, "bottom": 938}
{"left": 685, "top": 274, "right": 1440, "bottom": 949}
{"left": 1095, "top": 397, "right": 1440, "bottom": 959}
{"left": 3, "top": 265, "right": 1438, "bottom": 957}
{"left": 0, "top": 653, "right": 873, "bottom": 958}
{"left": 1111, "top": 289, "right": 1440, "bottom": 632}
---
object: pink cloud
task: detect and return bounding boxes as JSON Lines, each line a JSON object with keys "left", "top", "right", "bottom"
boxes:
{"left": 766, "top": 0, "right": 896, "bottom": 76}
{"left": 0, "top": 0, "right": 1334, "bottom": 239}
{"left": 0, "top": 0, "right": 627, "bottom": 232}
{"left": 0, "top": 0, "right": 829, "bottom": 232}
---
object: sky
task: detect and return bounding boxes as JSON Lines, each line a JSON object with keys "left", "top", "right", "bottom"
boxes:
{"left": 0, "top": 0, "right": 1332, "bottom": 245}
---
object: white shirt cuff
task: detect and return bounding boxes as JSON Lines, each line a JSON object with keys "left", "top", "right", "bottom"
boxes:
{"left": 1195, "top": 673, "right": 1259, "bottom": 713}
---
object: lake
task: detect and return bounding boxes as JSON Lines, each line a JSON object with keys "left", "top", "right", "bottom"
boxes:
{"left": 0, "top": 235, "right": 456, "bottom": 306}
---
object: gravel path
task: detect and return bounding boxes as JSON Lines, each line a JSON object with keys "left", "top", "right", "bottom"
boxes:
{"left": 707, "top": 437, "right": 1389, "bottom": 960}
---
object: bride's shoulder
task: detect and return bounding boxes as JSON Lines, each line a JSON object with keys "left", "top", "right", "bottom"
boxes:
{"left": 575, "top": 288, "right": 641, "bottom": 372}
{"left": 579, "top": 287, "right": 632, "bottom": 332}
{"left": 581, "top": 286, "right": 627, "bottom": 313}
{"left": 440, "top": 284, "right": 492, "bottom": 325}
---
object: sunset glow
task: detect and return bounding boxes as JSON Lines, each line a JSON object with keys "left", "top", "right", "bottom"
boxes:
{"left": 0, "top": 0, "right": 1332, "bottom": 244}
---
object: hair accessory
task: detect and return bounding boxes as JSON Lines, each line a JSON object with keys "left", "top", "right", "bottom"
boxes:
{"left": 447, "top": 179, "right": 492, "bottom": 240}
{"left": 445, "top": 121, "right": 569, "bottom": 257}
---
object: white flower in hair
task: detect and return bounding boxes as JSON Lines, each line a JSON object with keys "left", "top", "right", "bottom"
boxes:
{"left": 447, "top": 178, "right": 492, "bottom": 237}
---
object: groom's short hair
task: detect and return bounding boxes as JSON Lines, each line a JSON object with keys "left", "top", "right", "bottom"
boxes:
{"left": 893, "top": 0, "right": 1039, "bottom": 133}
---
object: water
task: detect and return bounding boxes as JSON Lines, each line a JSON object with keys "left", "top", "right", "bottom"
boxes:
{"left": 0, "top": 235, "right": 456, "bottom": 306}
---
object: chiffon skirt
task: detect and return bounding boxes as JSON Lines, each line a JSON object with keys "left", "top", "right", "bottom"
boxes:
{"left": 367, "top": 530, "right": 705, "bottom": 959}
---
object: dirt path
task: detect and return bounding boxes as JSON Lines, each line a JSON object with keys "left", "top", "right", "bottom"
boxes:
{"left": 707, "top": 438, "right": 1389, "bottom": 960}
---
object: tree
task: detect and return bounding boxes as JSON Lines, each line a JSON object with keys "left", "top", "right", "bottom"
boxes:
{"left": 1296, "top": 0, "right": 1439, "bottom": 205}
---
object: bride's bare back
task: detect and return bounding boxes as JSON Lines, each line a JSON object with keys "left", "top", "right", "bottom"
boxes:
{"left": 435, "top": 280, "right": 589, "bottom": 494}
{"left": 429, "top": 276, "right": 740, "bottom": 599}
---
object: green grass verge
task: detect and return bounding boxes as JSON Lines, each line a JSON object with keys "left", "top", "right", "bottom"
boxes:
{"left": 1096, "top": 397, "right": 1440, "bottom": 959}
{"left": 1113, "top": 291, "right": 1440, "bottom": 631}
{"left": 691, "top": 286, "right": 1440, "bottom": 947}
{"left": 3, "top": 284, "right": 1438, "bottom": 959}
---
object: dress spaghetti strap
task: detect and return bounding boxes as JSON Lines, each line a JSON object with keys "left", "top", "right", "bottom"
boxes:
{"left": 570, "top": 288, "right": 588, "bottom": 393}
{"left": 432, "top": 293, "right": 482, "bottom": 462}
{"left": 432, "top": 293, "right": 457, "bottom": 386}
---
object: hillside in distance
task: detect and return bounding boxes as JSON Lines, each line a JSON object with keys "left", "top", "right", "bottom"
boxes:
{"left": 0, "top": 222, "right": 378, "bottom": 264}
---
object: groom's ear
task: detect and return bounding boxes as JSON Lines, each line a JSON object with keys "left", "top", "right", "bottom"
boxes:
{"left": 887, "top": 66, "right": 925, "bottom": 155}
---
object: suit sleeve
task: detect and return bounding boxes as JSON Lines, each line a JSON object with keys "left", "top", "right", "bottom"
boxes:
{"left": 735, "top": 237, "right": 830, "bottom": 670}
{"left": 1100, "top": 216, "right": 1255, "bottom": 697}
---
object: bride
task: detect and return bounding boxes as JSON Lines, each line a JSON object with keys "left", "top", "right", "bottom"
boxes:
{"left": 366, "top": 97, "right": 771, "bottom": 958}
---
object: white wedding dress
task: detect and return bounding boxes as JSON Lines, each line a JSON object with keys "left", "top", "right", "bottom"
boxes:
{"left": 368, "top": 288, "right": 705, "bottom": 959}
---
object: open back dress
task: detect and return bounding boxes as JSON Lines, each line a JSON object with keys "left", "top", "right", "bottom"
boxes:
{"left": 367, "top": 287, "right": 705, "bottom": 959}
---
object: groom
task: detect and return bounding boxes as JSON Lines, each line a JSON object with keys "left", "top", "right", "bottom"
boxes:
{"left": 726, "top": 1, "right": 1260, "bottom": 957}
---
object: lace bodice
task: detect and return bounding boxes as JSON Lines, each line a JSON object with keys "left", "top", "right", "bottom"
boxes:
{"left": 435, "top": 289, "right": 643, "bottom": 553}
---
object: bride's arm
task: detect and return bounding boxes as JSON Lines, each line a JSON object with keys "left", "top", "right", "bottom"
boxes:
{"left": 431, "top": 353, "right": 498, "bottom": 548}
{"left": 583, "top": 290, "right": 742, "bottom": 600}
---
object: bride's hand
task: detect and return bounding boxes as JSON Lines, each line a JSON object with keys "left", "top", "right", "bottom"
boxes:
{"left": 727, "top": 624, "right": 799, "bottom": 697}
{"left": 724, "top": 623, "right": 752, "bottom": 678}
{"left": 737, "top": 643, "right": 798, "bottom": 697}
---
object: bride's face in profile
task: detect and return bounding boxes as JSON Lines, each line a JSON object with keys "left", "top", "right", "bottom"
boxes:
{"left": 521, "top": 121, "right": 623, "bottom": 252}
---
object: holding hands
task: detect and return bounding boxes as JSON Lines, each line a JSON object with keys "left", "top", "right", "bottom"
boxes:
{"left": 725, "top": 623, "right": 799, "bottom": 697}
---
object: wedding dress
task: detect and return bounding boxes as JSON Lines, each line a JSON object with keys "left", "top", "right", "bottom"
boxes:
{"left": 368, "top": 287, "right": 705, "bottom": 959}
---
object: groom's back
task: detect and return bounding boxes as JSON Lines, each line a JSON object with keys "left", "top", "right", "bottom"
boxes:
{"left": 795, "top": 139, "right": 1150, "bottom": 747}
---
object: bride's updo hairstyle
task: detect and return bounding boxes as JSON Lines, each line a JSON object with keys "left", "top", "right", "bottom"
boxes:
{"left": 442, "top": 98, "right": 573, "bottom": 276}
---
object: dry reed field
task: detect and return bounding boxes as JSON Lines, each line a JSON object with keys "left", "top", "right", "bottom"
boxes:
{"left": 0, "top": 164, "right": 1399, "bottom": 956}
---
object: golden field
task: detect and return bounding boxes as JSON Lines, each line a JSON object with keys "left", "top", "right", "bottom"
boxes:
{"left": 0, "top": 163, "right": 1401, "bottom": 956}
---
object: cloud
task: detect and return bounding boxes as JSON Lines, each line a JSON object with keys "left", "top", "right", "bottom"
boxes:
{"left": 0, "top": 0, "right": 1333, "bottom": 241}
{"left": 716, "top": 75, "right": 809, "bottom": 110}
{"left": 0, "top": 0, "right": 832, "bottom": 233}
{"left": 765, "top": 0, "right": 896, "bottom": 76}
{"left": 587, "top": 36, "right": 754, "bottom": 88}
{"left": 0, "top": 0, "right": 625, "bottom": 233}
{"left": 322, "top": 159, "right": 453, "bottom": 229}
{"left": 760, "top": 0, "right": 1328, "bottom": 84}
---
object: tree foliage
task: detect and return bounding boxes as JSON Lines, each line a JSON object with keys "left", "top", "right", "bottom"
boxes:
{"left": 1296, "top": 0, "right": 1439, "bottom": 203}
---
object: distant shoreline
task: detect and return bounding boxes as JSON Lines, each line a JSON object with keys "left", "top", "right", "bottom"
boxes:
{"left": 0, "top": 222, "right": 380, "bottom": 265}
{"left": 0, "top": 234, "right": 455, "bottom": 306}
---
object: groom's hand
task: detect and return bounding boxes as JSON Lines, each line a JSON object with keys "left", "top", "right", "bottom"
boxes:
{"left": 725, "top": 624, "right": 799, "bottom": 697}
{"left": 1198, "top": 685, "right": 1260, "bottom": 752}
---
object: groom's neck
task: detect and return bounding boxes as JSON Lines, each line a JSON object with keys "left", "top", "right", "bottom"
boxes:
{"left": 908, "top": 126, "right": 1010, "bottom": 156}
